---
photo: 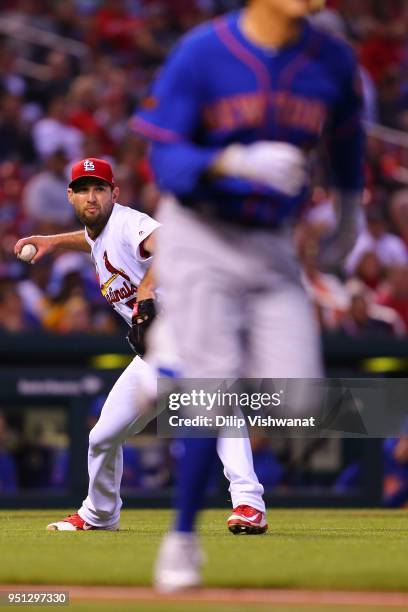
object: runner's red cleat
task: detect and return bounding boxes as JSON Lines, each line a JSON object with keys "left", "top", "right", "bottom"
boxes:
{"left": 227, "top": 505, "right": 268, "bottom": 535}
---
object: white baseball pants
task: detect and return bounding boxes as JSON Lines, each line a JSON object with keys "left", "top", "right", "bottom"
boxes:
{"left": 78, "top": 356, "right": 265, "bottom": 527}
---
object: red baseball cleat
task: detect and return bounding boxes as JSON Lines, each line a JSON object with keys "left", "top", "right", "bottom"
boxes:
{"left": 227, "top": 505, "right": 268, "bottom": 535}
{"left": 46, "top": 513, "right": 119, "bottom": 531}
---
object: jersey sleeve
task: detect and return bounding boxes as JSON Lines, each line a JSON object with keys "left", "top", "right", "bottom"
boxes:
{"left": 131, "top": 33, "right": 219, "bottom": 194}
{"left": 132, "top": 36, "right": 202, "bottom": 142}
{"left": 326, "top": 47, "right": 365, "bottom": 192}
{"left": 121, "top": 209, "right": 160, "bottom": 263}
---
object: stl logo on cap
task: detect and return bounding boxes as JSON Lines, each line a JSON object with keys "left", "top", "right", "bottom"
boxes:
{"left": 70, "top": 157, "right": 114, "bottom": 187}
{"left": 84, "top": 159, "right": 96, "bottom": 172}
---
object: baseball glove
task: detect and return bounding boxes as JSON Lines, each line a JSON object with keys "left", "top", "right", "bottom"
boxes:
{"left": 127, "top": 298, "right": 156, "bottom": 356}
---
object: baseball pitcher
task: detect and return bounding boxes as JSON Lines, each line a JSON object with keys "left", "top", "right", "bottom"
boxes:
{"left": 15, "top": 158, "right": 266, "bottom": 532}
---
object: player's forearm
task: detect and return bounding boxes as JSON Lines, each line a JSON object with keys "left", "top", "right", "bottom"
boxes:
{"left": 15, "top": 229, "right": 90, "bottom": 263}
{"left": 137, "top": 265, "right": 156, "bottom": 301}
{"left": 47, "top": 230, "right": 91, "bottom": 253}
{"left": 334, "top": 189, "right": 361, "bottom": 250}
{"left": 318, "top": 190, "right": 362, "bottom": 268}
{"left": 323, "top": 103, "right": 364, "bottom": 266}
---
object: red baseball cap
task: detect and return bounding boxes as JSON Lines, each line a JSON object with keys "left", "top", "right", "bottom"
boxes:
{"left": 69, "top": 158, "right": 114, "bottom": 187}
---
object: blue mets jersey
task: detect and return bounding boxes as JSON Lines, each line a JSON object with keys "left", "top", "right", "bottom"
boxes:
{"left": 132, "top": 11, "right": 365, "bottom": 227}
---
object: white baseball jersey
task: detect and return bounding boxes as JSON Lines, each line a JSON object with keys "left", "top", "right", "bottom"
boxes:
{"left": 84, "top": 203, "right": 160, "bottom": 326}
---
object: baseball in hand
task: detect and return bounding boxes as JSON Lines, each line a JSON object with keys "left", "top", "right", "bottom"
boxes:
{"left": 18, "top": 244, "right": 37, "bottom": 263}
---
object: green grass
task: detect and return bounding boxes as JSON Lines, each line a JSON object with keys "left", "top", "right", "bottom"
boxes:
{"left": 0, "top": 509, "right": 407, "bottom": 591}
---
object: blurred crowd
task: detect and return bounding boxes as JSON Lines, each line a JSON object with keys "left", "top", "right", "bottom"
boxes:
{"left": 1, "top": 0, "right": 408, "bottom": 339}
